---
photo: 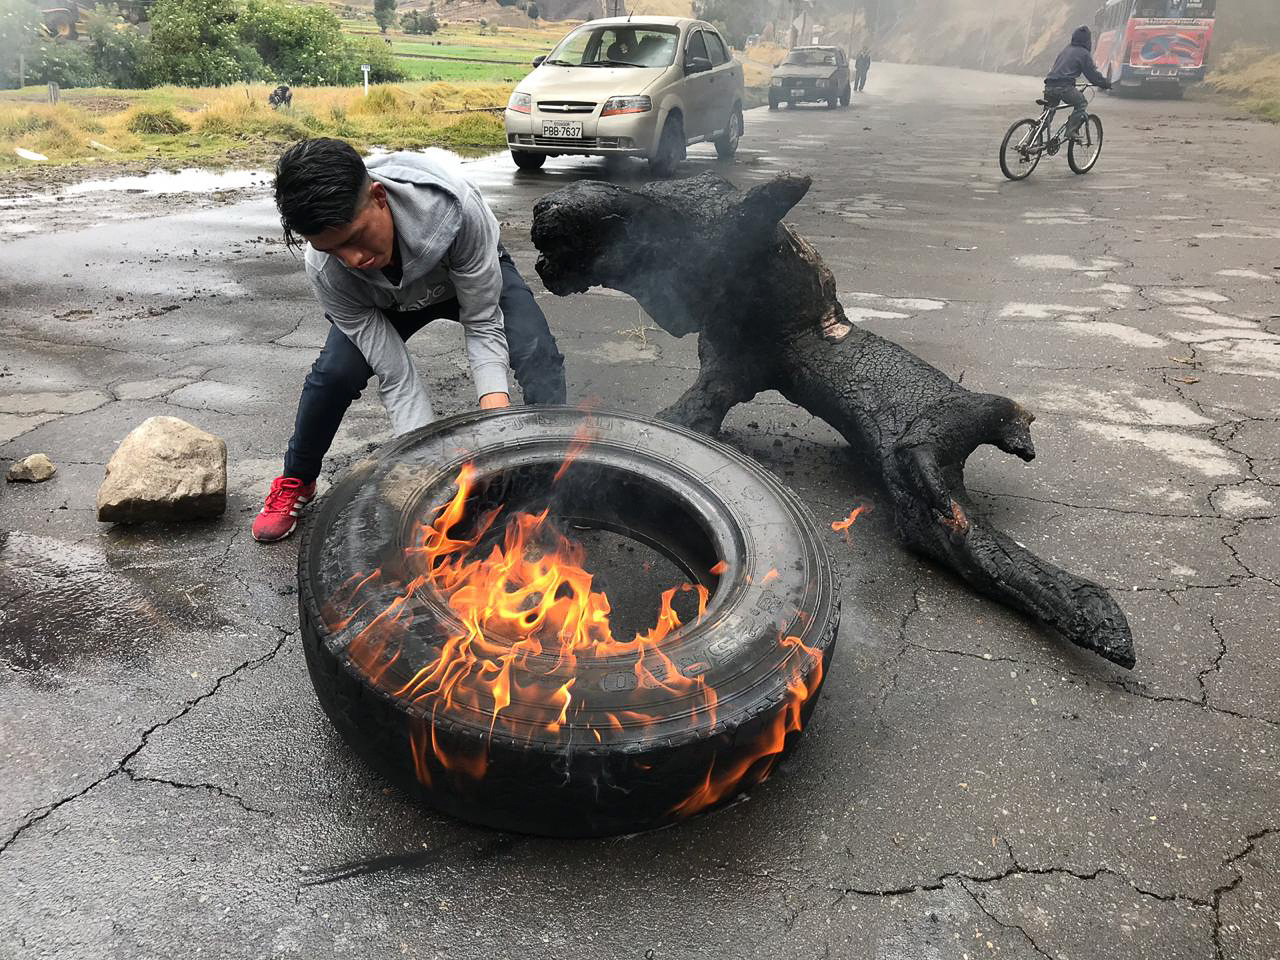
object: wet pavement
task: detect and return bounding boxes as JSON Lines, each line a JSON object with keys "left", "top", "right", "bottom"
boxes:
{"left": 2, "top": 62, "right": 1279, "bottom": 959}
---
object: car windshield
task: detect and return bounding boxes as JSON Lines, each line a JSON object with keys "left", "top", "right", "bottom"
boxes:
{"left": 784, "top": 49, "right": 837, "bottom": 66}
{"left": 546, "top": 24, "right": 680, "bottom": 68}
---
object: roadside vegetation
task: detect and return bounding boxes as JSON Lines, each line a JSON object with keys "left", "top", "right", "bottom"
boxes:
{"left": 0, "top": 81, "right": 508, "bottom": 171}
{"left": 1208, "top": 47, "right": 1280, "bottom": 122}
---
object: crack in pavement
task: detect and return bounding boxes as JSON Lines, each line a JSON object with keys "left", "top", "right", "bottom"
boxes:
{"left": 872, "top": 584, "right": 924, "bottom": 716}
{"left": 1211, "top": 827, "right": 1277, "bottom": 960}
{"left": 969, "top": 487, "right": 1217, "bottom": 521}
{"left": 121, "top": 768, "right": 272, "bottom": 816}
{"left": 902, "top": 640, "right": 1279, "bottom": 729}
{"left": 960, "top": 878, "right": 1056, "bottom": 960}
{"left": 0, "top": 628, "right": 291, "bottom": 856}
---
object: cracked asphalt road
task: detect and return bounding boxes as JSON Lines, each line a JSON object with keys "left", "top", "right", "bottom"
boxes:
{"left": 2, "top": 63, "right": 1278, "bottom": 959}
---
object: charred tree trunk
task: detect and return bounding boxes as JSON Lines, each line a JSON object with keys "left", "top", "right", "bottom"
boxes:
{"left": 532, "top": 173, "right": 1135, "bottom": 669}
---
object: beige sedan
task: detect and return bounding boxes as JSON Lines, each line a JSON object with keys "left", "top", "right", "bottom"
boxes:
{"left": 504, "top": 16, "right": 745, "bottom": 177}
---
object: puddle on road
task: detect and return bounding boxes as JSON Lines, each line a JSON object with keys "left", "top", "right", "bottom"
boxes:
{"left": 0, "top": 530, "right": 228, "bottom": 676}
{"left": 1, "top": 169, "right": 270, "bottom": 211}
{"left": 63, "top": 168, "right": 271, "bottom": 196}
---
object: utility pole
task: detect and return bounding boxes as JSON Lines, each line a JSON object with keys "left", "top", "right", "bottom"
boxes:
{"left": 18, "top": 53, "right": 25, "bottom": 90}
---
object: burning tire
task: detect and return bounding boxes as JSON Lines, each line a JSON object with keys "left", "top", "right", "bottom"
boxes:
{"left": 299, "top": 408, "right": 839, "bottom": 836}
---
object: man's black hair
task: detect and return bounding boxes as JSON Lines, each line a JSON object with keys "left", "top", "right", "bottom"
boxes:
{"left": 274, "top": 138, "right": 371, "bottom": 250}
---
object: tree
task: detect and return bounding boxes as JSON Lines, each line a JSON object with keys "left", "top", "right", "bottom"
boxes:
{"left": 401, "top": 9, "right": 439, "bottom": 34}
{"left": 144, "top": 0, "right": 265, "bottom": 85}
{"left": 242, "top": 0, "right": 358, "bottom": 84}
{"left": 373, "top": 0, "right": 396, "bottom": 33}
{"left": 84, "top": 4, "right": 148, "bottom": 87}
{"left": 0, "top": 0, "right": 37, "bottom": 87}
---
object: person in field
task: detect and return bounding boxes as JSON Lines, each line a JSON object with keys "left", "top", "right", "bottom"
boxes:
{"left": 1044, "top": 26, "right": 1112, "bottom": 143}
{"left": 253, "top": 138, "right": 567, "bottom": 542}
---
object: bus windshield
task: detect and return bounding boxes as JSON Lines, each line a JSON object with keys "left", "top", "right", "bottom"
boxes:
{"left": 1133, "top": 0, "right": 1215, "bottom": 16}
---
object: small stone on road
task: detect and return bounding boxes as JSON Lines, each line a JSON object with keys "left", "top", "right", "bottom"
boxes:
{"left": 6, "top": 453, "right": 57, "bottom": 483}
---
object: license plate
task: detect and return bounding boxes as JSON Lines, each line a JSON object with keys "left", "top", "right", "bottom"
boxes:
{"left": 541, "top": 120, "right": 583, "bottom": 139}
{"left": 790, "top": 88, "right": 805, "bottom": 98}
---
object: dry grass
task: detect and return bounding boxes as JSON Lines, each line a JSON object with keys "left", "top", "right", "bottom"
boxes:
{"left": 1208, "top": 47, "right": 1280, "bottom": 122}
{"left": 0, "top": 81, "right": 512, "bottom": 171}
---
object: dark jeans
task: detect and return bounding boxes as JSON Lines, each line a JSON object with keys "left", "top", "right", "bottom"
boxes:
{"left": 854, "top": 69, "right": 868, "bottom": 92}
{"left": 1044, "top": 83, "right": 1088, "bottom": 138}
{"left": 283, "top": 250, "right": 567, "bottom": 483}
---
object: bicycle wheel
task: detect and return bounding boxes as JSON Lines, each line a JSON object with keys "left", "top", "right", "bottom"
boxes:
{"left": 1068, "top": 115, "right": 1104, "bottom": 175}
{"left": 1000, "top": 119, "right": 1042, "bottom": 181}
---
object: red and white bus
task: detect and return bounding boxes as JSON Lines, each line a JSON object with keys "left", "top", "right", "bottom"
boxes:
{"left": 1093, "top": 0, "right": 1216, "bottom": 97}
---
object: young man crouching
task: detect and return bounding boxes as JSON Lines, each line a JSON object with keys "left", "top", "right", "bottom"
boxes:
{"left": 254, "top": 138, "right": 567, "bottom": 542}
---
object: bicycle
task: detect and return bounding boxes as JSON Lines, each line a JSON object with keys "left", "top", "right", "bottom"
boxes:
{"left": 999, "top": 85, "right": 1104, "bottom": 181}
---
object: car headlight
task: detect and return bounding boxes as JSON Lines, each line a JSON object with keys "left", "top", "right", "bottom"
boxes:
{"left": 816, "top": 78, "right": 829, "bottom": 88}
{"left": 601, "top": 95, "right": 652, "bottom": 117}
{"left": 508, "top": 91, "right": 532, "bottom": 114}
{"left": 771, "top": 77, "right": 784, "bottom": 87}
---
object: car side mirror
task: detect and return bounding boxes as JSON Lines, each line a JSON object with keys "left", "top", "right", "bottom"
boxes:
{"left": 686, "top": 56, "right": 712, "bottom": 74}
{"left": 533, "top": 55, "right": 547, "bottom": 67}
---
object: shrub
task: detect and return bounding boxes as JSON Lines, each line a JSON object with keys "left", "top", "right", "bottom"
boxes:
{"left": 127, "top": 107, "right": 191, "bottom": 134}
{"left": 26, "top": 38, "right": 102, "bottom": 87}
{"left": 351, "top": 84, "right": 403, "bottom": 115}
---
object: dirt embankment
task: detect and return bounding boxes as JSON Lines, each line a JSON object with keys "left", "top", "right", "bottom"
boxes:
{"left": 843, "top": 0, "right": 1280, "bottom": 77}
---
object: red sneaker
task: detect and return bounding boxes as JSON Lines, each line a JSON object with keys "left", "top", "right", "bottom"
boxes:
{"left": 252, "top": 476, "right": 317, "bottom": 543}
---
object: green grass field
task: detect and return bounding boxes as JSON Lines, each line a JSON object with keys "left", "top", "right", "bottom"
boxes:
{"left": 343, "top": 19, "right": 565, "bottom": 82}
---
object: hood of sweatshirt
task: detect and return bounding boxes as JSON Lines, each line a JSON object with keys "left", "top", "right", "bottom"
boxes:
{"left": 362, "top": 151, "right": 469, "bottom": 288}
{"left": 1072, "top": 26, "right": 1092, "bottom": 49}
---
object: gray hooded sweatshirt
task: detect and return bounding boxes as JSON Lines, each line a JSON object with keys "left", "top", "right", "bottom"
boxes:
{"left": 304, "top": 152, "right": 510, "bottom": 436}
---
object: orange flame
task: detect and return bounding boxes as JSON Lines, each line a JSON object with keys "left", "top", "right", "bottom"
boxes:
{"left": 334, "top": 463, "right": 826, "bottom": 821}
{"left": 670, "top": 633, "right": 825, "bottom": 818}
{"left": 552, "top": 414, "right": 596, "bottom": 485}
{"left": 831, "top": 505, "right": 869, "bottom": 543}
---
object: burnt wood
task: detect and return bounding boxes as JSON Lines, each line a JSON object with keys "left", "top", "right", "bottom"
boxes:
{"left": 532, "top": 172, "right": 1135, "bottom": 669}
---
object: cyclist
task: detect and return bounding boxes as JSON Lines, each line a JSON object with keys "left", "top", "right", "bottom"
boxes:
{"left": 1043, "top": 26, "right": 1111, "bottom": 145}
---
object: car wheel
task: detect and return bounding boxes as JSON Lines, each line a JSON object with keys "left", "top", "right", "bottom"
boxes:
{"left": 826, "top": 92, "right": 838, "bottom": 109}
{"left": 511, "top": 150, "right": 546, "bottom": 171}
{"left": 714, "top": 107, "right": 742, "bottom": 160}
{"left": 649, "top": 114, "right": 685, "bottom": 179}
{"left": 298, "top": 408, "right": 840, "bottom": 837}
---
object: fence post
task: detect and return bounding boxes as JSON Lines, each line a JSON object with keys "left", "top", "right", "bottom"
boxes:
{"left": 18, "top": 53, "right": 25, "bottom": 89}
{"left": 48, "top": 81, "right": 59, "bottom": 104}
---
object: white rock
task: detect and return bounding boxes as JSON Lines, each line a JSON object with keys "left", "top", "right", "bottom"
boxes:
{"left": 97, "top": 416, "right": 226, "bottom": 523}
{"left": 6, "top": 453, "right": 57, "bottom": 483}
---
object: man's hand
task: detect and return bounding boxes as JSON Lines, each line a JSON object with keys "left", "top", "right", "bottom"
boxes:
{"left": 479, "top": 392, "right": 511, "bottom": 411}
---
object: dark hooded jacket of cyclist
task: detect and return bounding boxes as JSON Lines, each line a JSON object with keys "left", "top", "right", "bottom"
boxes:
{"left": 1044, "top": 26, "right": 1111, "bottom": 139}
